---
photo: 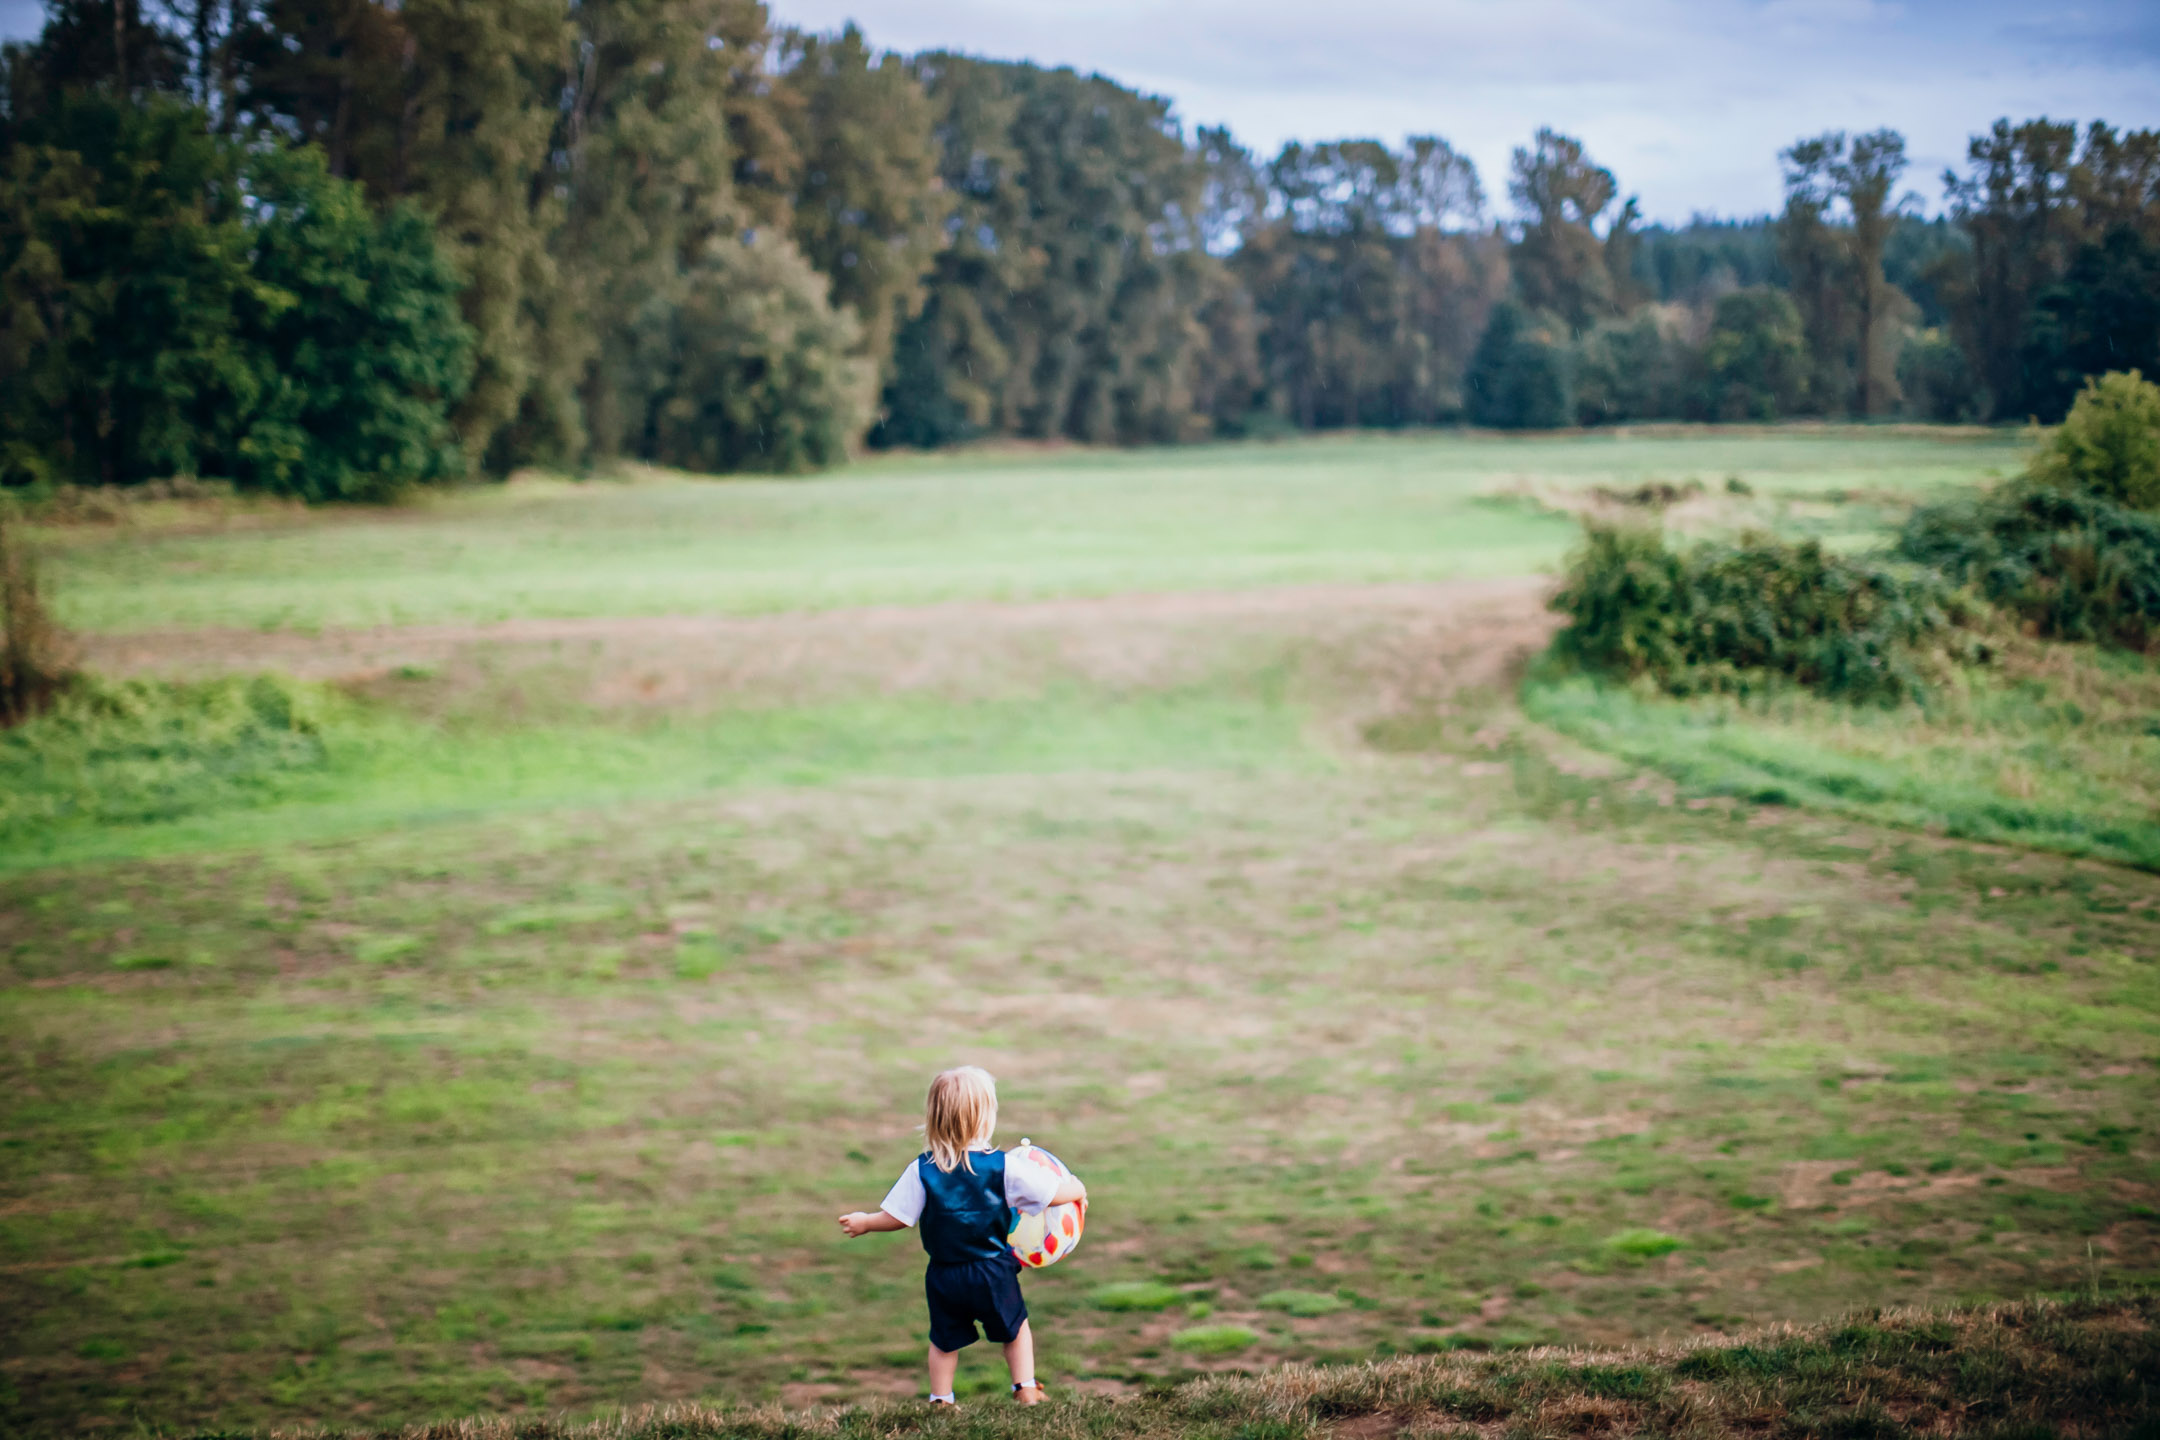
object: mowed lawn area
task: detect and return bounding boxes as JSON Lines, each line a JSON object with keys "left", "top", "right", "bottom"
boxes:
{"left": 42, "top": 427, "right": 2017, "bottom": 633}
{"left": 6, "top": 428, "right": 2157, "bottom": 1438}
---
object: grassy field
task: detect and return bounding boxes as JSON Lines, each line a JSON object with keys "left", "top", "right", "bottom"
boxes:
{"left": 37, "top": 428, "right": 2020, "bottom": 633}
{"left": 1524, "top": 639, "right": 2160, "bottom": 872}
{"left": 4, "top": 428, "right": 2156, "bottom": 1439}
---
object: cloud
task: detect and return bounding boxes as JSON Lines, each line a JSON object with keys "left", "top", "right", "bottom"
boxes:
{"left": 769, "top": 0, "right": 2160, "bottom": 220}
{"left": 3, "top": 0, "right": 2150, "bottom": 220}
{"left": 0, "top": 0, "right": 41, "bottom": 42}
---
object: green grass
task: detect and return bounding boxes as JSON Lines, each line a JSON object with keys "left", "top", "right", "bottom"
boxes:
{"left": 1091, "top": 1282, "right": 1185, "bottom": 1312}
{"left": 39, "top": 429, "right": 2023, "bottom": 632}
{"left": 1523, "top": 639, "right": 2160, "bottom": 871}
{"left": 5, "top": 689, "right": 2155, "bottom": 1433}
{"left": 0, "top": 670, "right": 1318, "bottom": 871}
{"left": 6, "top": 428, "right": 2155, "bottom": 1439}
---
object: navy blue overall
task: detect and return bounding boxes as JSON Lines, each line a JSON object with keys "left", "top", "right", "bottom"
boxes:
{"left": 916, "top": 1149, "right": 1028, "bottom": 1351}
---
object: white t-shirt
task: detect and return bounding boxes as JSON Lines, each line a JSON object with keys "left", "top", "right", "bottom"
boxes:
{"left": 880, "top": 1144, "right": 1062, "bottom": 1227}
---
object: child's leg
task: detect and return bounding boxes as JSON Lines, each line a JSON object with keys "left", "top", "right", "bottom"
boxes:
{"left": 1002, "top": 1320, "right": 1041, "bottom": 1404}
{"left": 927, "top": 1343, "right": 960, "bottom": 1400}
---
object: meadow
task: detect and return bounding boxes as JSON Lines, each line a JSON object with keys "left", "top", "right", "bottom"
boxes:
{"left": 39, "top": 428, "right": 2011, "bottom": 633}
{"left": 3, "top": 427, "right": 2156, "bottom": 1439}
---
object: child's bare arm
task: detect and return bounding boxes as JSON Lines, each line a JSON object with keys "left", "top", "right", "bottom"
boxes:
{"left": 1049, "top": 1175, "right": 1087, "bottom": 1206}
{"left": 838, "top": 1209, "right": 907, "bottom": 1238}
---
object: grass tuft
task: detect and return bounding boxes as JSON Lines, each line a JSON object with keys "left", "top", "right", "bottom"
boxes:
{"left": 1523, "top": 639, "right": 2160, "bottom": 871}
{"left": 0, "top": 674, "right": 337, "bottom": 849}
{"left": 1256, "top": 1290, "right": 1349, "bottom": 1318}
{"left": 0, "top": 508, "right": 77, "bottom": 725}
{"left": 1170, "top": 1325, "right": 1261, "bottom": 1355}
{"left": 1091, "top": 1282, "right": 1185, "bottom": 1312}
{"left": 1601, "top": 1228, "right": 1685, "bottom": 1259}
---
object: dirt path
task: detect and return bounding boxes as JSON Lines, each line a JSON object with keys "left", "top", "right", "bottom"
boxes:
{"left": 84, "top": 577, "right": 1561, "bottom": 715}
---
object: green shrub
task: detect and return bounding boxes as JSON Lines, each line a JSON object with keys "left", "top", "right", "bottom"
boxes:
{"left": 232, "top": 145, "right": 473, "bottom": 502}
{"left": 0, "top": 675, "right": 336, "bottom": 845}
{"left": 1551, "top": 523, "right": 1981, "bottom": 702}
{"left": 2028, "top": 369, "right": 2160, "bottom": 510}
{"left": 0, "top": 94, "right": 472, "bottom": 500}
{"left": 1898, "top": 485, "right": 2160, "bottom": 652}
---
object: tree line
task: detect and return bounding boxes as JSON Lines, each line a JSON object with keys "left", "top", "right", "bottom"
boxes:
{"left": 3, "top": 0, "right": 2156, "bottom": 496}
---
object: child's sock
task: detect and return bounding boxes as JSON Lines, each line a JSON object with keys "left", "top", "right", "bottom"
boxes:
{"left": 928, "top": 1392, "right": 956, "bottom": 1405}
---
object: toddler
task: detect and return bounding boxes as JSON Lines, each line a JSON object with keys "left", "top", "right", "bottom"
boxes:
{"left": 839, "top": 1066, "right": 1086, "bottom": 1406}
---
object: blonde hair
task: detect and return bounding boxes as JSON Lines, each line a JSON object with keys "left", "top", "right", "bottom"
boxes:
{"left": 924, "top": 1066, "right": 998, "bottom": 1172}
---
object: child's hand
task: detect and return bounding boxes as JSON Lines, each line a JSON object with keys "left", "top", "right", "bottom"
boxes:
{"left": 837, "top": 1208, "right": 904, "bottom": 1237}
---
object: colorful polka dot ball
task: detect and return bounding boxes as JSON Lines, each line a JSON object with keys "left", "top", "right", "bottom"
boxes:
{"left": 1006, "top": 1140, "right": 1084, "bottom": 1269}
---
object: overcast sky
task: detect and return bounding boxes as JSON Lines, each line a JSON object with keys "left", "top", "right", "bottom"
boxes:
{"left": 6, "top": 0, "right": 2155, "bottom": 222}
{"left": 770, "top": 0, "right": 2160, "bottom": 223}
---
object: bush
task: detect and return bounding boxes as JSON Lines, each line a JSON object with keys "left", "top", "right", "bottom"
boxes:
{"left": 231, "top": 146, "right": 473, "bottom": 501}
{"left": 0, "top": 510, "right": 76, "bottom": 724}
{"left": 0, "top": 95, "right": 473, "bottom": 499}
{"left": 0, "top": 675, "right": 335, "bottom": 846}
{"left": 2028, "top": 369, "right": 2160, "bottom": 511}
{"left": 0, "top": 93, "right": 258, "bottom": 489}
{"left": 1552, "top": 523, "right": 1982, "bottom": 702}
{"left": 1898, "top": 484, "right": 2160, "bottom": 652}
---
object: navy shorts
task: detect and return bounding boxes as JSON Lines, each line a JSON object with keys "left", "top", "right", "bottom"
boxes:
{"left": 924, "top": 1255, "right": 1028, "bottom": 1351}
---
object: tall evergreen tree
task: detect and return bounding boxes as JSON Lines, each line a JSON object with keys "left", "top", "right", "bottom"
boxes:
{"left": 1465, "top": 299, "right": 1572, "bottom": 429}
{"left": 2018, "top": 227, "right": 2160, "bottom": 419}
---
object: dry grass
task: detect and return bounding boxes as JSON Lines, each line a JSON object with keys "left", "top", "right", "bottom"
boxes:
{"left": 223, "top": 1296, "right": 2159, "bottom": 1439}
{"left": 8, "top": 431, "right": 2153, "bottom": 1438}
{"left": 0, "top": 509, "right": 78, "bottom": 724}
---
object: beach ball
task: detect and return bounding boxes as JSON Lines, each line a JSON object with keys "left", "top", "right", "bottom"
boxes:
{"left": 1007, "top": 1140, "right": 1085, "bottom": 1269}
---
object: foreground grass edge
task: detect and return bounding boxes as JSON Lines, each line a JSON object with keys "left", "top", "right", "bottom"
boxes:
{"left": 205, "top": 1294, "right": 2158, "bottom": 1439}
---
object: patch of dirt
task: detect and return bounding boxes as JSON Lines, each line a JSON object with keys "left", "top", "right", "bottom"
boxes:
{"left": 84, "top": 577, "right": 1558, "bottom": 721}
